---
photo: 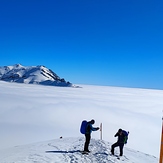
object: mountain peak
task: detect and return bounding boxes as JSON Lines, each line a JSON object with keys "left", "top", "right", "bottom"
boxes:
{"left": 0, "top": 137, "right": 158, "bottom": 163}
{"left": 0, "top": 64, "right": 72, "bottom": 87}
{"left": 13, "top": 63, "right": 23, "bottom": 68}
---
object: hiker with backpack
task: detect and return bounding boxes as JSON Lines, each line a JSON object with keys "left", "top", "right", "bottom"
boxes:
{"left": 80, "top": 119, "right": 99, "bottom": 153}
{"left": 111, "top": 128, "right": 129, "bottom": 156}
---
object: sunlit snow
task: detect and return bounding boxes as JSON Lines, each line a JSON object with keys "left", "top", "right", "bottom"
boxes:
{"left": 0, "top": 81, "right": 162, "bottom": 162}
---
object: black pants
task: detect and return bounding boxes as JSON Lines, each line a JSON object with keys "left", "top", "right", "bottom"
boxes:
{"left": 84, "top": 134, "right": 91, "bottom": 151}
{"left": 111, "top": 142, "right": 124, "bottom": 156}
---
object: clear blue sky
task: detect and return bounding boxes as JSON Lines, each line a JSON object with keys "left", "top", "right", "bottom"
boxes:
{"left": 0, "top": 0, "right": 163, "bottom": 89}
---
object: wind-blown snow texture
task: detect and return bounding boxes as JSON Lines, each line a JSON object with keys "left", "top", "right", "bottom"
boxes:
{"left": 0, "top": 64, "right": 72, "bottom": 86}
{"left": 0, "top": 80, "right": 163, "bottom": 162}
{"left": 0, "top": 137, "right": 158, "bottom": 163}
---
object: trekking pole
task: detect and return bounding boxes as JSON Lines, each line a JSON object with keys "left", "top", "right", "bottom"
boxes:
{"left": 100, "top": 123, "right": 102, "bottom": 140}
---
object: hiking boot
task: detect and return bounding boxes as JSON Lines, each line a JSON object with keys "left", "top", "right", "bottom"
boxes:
{"left": 111, "top": 149, "right": 114, "bottom": 155}
{"left": 85, "top": 150, "right": 90, "bottom": 153}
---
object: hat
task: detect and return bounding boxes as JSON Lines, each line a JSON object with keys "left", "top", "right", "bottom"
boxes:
{"left": 90, "top": 119, "right": 95, "bottom": 124}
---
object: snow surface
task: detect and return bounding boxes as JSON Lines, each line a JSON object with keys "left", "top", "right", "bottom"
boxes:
{"left": 0, "top": 80, "right": 163, "bottom": 162}
{"left": 0, "top": 137, "right": 158, "bottom": 163}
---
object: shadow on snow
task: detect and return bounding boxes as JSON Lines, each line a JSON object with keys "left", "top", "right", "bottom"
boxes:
{"left": 46, "top": 150, "right": 81, "bottom": 154}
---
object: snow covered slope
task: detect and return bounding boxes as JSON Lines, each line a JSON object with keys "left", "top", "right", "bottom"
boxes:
{"left": 0, "top": 137, "right": 158, "bottom": 163}
{"left": 0, "top": 64, "right": 72, "bottom": 86}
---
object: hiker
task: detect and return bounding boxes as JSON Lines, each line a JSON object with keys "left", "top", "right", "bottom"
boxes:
{"left": 84, "top": 119, "right": 99, "bottom": 152}
{"left": 111, "top": 128, "right": 129, "bottom": 156}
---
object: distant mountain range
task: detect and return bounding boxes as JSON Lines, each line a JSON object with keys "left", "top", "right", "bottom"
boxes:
{"left": 0, "top": 64, "right": 72, "bottom": 87}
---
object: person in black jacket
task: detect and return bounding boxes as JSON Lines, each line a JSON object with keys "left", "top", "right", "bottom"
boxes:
{"left": 84, "top": 119, "right": 99, "bottom": 152}
{"left": 111, "top": 129, "right": 126, "bottom": 156}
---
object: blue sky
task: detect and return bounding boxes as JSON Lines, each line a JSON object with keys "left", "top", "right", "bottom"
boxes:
{"left": 0, "top": 0, "right": 163, "bottom": 89}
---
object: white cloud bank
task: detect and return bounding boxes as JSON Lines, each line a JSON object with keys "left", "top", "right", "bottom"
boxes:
{"left": 0, "top": 81, "right": 162, "bottom": 158}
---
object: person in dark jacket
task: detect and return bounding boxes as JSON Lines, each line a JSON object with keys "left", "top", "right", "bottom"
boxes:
{"left": 84, "top": 119, "right": 99, "bottom": 152}
{"left": 111, "top": 129, "right": 126, "bottom": 156}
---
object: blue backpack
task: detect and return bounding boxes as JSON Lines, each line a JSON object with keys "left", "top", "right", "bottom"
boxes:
{"left": 122, "top": 130, "right": 129, "bottom": 144}
{"left": 80, "top": 120, "right": 88, "bottom": 134}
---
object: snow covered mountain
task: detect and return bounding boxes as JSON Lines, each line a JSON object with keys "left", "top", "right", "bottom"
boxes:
{"left": 0, "top": 64, "right": 72, "bottom": 87}
{"left": 0, "top": 137, "right": 158, "bottom": 163}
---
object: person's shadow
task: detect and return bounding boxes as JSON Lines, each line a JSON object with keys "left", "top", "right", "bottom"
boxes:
{"left": 46, "top": 150, "right": 81, "bottom": 154}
